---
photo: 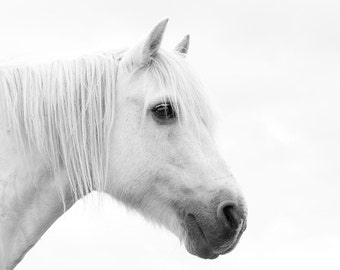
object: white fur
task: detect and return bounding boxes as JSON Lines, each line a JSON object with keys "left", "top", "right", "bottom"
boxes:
{"left": 0, "top": 22, "right": 245, "bottom": 268}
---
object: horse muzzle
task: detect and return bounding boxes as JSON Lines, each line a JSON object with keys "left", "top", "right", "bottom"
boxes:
{"left": 182, "top": 200, "right": 247, "bottom": 259}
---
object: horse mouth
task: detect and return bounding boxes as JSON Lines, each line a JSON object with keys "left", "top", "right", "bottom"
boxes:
{"left": 183, "top": 214, "right": 246, "bottom": 259}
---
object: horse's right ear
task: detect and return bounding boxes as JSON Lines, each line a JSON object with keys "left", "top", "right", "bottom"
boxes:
{"left": 140, "top": 18, "right": 169, "bottom": 66}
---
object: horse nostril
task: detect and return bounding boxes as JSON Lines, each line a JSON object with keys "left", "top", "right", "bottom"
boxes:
{"left": 218, "top": 201, "right": 241, "bottom": 230}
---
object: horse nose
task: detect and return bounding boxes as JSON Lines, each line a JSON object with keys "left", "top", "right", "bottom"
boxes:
{"left": 217, "top": 201, "right": 243, "bottom": 230}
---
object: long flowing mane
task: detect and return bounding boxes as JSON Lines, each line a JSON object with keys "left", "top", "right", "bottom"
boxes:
{"left": 0, "top": 49, "right": 213, "bottom": 200}
{"left": 0, "top": 52, "right": 120, "bottom": 199}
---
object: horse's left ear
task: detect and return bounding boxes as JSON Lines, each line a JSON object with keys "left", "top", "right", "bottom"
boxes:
{"left": 141, "top": 18, "right": 169, "bottom": 65}
{"left": 175, "top": 35, "right": 190, "bottom": 57}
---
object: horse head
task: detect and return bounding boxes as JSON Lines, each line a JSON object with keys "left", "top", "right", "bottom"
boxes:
{"left": 106, "top": 19, "right": 247, "bottom": 259}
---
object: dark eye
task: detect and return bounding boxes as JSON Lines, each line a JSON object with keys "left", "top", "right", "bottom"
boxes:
{"left": 151, "top": 102, "right": 177, "bottom": 123}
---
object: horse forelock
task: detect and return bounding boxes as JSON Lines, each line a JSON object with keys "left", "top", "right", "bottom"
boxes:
{"left": 121, "top": 48, "right": 215, "bottom": 134}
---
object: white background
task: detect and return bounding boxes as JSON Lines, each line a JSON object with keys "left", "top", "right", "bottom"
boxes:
{"left": 1, "top": 0, "right": 339, "bottom": 269}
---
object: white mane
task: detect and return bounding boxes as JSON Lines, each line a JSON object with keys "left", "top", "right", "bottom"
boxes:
{"left": 0, "top": 52, "right": 120, "bottom": 199}
{"left": 0, "top": 49, "right": 213, "bottom": 200}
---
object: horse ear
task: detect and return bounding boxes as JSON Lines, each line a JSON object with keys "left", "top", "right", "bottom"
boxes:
{"left": 141, "top": 18, "right": 169, "bottom": 65}
{"left": 175, "top": 35, "right": 190, "bottom": 56}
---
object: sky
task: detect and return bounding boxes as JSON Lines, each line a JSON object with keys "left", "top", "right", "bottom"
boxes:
{"left": 1, "top": 0, "right": 339, "bottom": 269}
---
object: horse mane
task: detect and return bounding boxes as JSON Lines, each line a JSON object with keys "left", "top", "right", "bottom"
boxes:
{"left": 0, "top": 52, "right": 120, "bottom": 199}
{"left": 0, "top": 48, "right": 213, "bottom": 200}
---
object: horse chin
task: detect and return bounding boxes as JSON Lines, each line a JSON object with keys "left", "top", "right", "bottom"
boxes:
{"left": 183, "top": 214, "right": 244, "bottom": 259}
{"left": 184, "top": 234, "right": 220, "bottom": 260}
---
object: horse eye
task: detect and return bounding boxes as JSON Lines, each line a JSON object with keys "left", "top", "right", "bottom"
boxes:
{"left": 151, "top": 103, "right": 177, "bottom": 123}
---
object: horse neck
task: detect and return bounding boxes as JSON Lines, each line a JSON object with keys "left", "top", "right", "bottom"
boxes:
{"left": 0, "top": 128, "right": 75, "bottom": 269}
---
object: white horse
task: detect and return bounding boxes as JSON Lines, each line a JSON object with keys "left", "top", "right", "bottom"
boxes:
{"left": 0, "top": 19, "right": 247, "bottom": 269}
